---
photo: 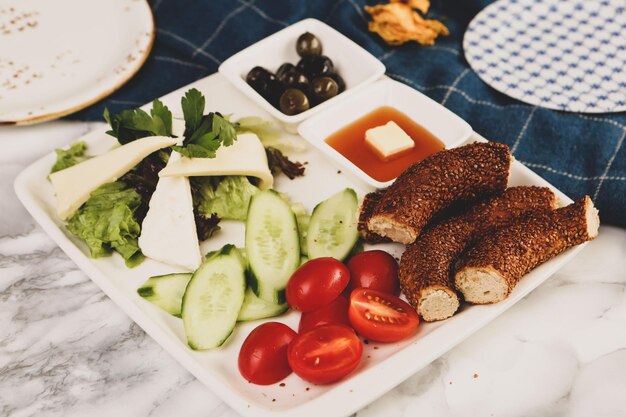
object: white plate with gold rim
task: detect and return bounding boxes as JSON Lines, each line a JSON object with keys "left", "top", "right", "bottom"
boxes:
{"left": 14, "top": 72, "right": 589, "bottom": 417}
{"left": 0, "top": 0, "right": 154, "bottom": 125}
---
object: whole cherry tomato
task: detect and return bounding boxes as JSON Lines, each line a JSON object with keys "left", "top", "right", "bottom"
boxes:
{"left": 347, "top": 250, "right": 400, "bottom": 295}
{"left": 286, "top": 257, "right": 350, "bottom": 312}
{"left": 238, "top": 322, "right": 296, "bottom": 385}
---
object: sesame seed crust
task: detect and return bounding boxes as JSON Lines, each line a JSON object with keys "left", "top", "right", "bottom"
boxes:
{"left": 454, "top": 196, "right": 599, "bottom": 304}
{"left": 366, "top": 142, "right": 511, "bottom": 244}
{"left": 358, "top": 189, "right": 391, "bottom": 243}
{"left": 400, "top": 186, "right": 557, "bottom": 321}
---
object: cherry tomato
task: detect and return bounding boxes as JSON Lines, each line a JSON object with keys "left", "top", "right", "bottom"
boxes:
{"left": 288, "top": 324, "right": 362, "bottom": 384}
{"left": 347, "top": 250, "right": 400, "bottom": 295}
{"left": 348, "top": 288, "right": 419, "bottom": 343}
{"left": 298, "top": 295, "right": 350, "bottom": 333}
{"left": 286, "top": 257, "right": 350, "bottom": 312}
{"left": 238, "top": 322, "right": 296, "bottom": 385}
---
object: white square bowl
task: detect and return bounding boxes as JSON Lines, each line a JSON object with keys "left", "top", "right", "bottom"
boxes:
{"left": 297, "top": 78, "right": 473, "bottom": 188}
{"left": 219, "top": 18, "right": 385, "bottom": 132}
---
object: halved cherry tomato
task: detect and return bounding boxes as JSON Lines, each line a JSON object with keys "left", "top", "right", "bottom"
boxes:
{"left": 298, "top": 295, "right": 350, "bottom": 333}
{"left": 238, "top": 322, "right": 296, "bottom": 385}
{"left": 348, "top": 288, "right": 419, "bottom": 343}
{"left": 347, "top": 250, "right": 400, "bottom": 295}
{"left": 288, "top": 324, "right": 362, "bottom": 384}
{"left": 286, "top": 257, "right": 350, "bottom": 312}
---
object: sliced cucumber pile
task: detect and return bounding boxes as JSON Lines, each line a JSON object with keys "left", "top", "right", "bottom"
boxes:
{"left": 137, "top": 188, "right": 365, "bottom": 351}
{"left": 307, "top": 188, "right": 359, "bottom": 261}
{"left": 138, "top": 266, "right": 289, "bottom": 327}
{"left": 182, "top": 245, "right": 246, "bottom": 350}
{"left": 237, "top": 287, "right": 288, "bottom": 322}
{"left": 246, "top": 190, "right": 300, "bottom": 304}
{"left": 137, "top": 273, "right": 191, "bottom": 317}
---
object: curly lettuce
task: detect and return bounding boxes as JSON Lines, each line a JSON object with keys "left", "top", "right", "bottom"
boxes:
{"left": 66, "top": 182, "right": 144, "bottom": 267}
{"left": 50, "top": 141, "right": 88, "bottom": 174}
{"left": 193, "top": 176, "right": 259, "bottom": 221}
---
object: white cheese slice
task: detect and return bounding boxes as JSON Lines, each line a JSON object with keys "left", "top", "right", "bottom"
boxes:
{"left": 50, "top": 136, "right": 178, "bottom": 220}
{"left": 138, "top": 151, "right": 202, "bottom": 271}
{"left": 365, "top": 121, "right": 414, "bottom": 160}
{"left": 159, "top": 133, "right": 274, "bottom": 190}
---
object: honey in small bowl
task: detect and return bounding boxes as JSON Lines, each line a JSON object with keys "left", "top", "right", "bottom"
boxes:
{"left": 324, "top": 106, "right": 444, "bottom": 182}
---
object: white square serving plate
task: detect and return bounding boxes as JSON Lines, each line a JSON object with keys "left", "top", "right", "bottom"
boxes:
{"left": 298, "top": 78, "right": 473, "bottom": 188}
{"left": 219, "top": 18, "right": 385, "bottom": 131}
{"left": 15, "top": 73, "right": 588, "bottom": 417}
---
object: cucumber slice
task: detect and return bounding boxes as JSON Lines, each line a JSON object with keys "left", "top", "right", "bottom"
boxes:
{"left": 300, "top": 255, "right": 309, "bottom": 266}
{"left": 307, "top": 188, "right": 359, "bottom": 261}
{"left": 237, "top": 287, "right": 288, "bottom": 322}
{"left": 291, "top": 202, "right": 310, "bottom": 256}
{"left": 245, "top": 190, "right": 300, "bottom": 304}
{"left": 182, "top": 245, "right": 246, "bottom": 350}
{"left": 137, "top": 273, "right": 192, "bottom": 318}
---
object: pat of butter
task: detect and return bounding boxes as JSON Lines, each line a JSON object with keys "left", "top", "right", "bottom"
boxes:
{"left": 365, "top": 121, "right": 414, "bottom": 160}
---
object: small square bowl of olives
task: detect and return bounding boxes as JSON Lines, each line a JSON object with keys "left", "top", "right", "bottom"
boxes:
{"left": 219, "top": 18, "right": 386, "bottom": 131}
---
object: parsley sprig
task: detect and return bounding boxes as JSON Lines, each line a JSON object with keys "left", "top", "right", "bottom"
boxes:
{"left": 103, "top": 88, "right": 238, "bottom": 158}
{"left": 104, "top": 100, "right": 173, "bottom": 145}
{"left": 173, "top": 89, "right": 238, "bottom": 158}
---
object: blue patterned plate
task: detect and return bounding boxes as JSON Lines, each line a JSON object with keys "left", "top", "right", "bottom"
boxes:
{"left": 463, "top": 0, "right": 626, "bottom": 113}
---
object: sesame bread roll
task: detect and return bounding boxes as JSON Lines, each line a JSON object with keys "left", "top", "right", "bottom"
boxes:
{"left": 366, "top": 142, "right": 511, "bottom": 244}
{"left": 400, "top": 186, "right": 557, "bottom": 322}
{"left": 358, "top": 190, "right": 391, "bottom": 243}
{"left": 455, "top": 196, "right": 599, "bottom": 304}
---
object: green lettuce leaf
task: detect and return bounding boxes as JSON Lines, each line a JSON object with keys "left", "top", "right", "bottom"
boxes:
{"left": 193, "top": 176, "right": 259, "bottom": 221}
{"left": 66, "top": 182, "right": 144, "bottom": 267}
{"left": 50, "top": 141, "right": 88, "bottom": 174}
{"left": 235, "top": 116, "right": 280, "bottom": 143}
{"left": 235, "top": 116, "right": 308, "bottom": 153}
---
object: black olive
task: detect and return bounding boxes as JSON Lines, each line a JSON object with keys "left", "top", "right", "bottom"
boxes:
{"left": 281, "top": 70, "right": 310, "bottom": 92}
{"left": 246, "top": 66, "right": 274, "bottom": 93}
{"left": 296, "top": 55, "right": 334, "bottom": 78}
{"left": 263, "top": 78, "right": 284, "bottom": 107}
{"left": 246, "top": 66, "right": 283, "bottom": 106}
{"left": 276, "top": 63, "right": 297, "bottom": 82}
{"left": 326, "top": 72, "right": 346, "bottom": 93}
{"left": 279, "top": 88, "right": 310, "bottom": 115}
{"left": 310, "top": 77, "right": 339, "bottom": 104}
{"left": 296, "top": 32, "right": 323, "bottom": 57}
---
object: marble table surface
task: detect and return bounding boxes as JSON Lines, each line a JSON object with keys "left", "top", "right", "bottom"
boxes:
{"left": 2, "top": 120, "right": 626, "bottom": 417}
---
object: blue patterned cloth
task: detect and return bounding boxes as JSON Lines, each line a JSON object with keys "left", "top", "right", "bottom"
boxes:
{"left": 70, "top": 0, "right": 626, "bottom": 228}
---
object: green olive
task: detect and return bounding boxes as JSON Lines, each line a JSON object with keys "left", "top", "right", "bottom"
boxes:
{"left": 311, "top": 76, "right": 339, "bottom": 103}
{"left": 327, "top": 72, "right": 346, "bottom": 93}
{"left": 279, "top": 88, "right": 310, "bottom": 115}
{"left": 296, "top": 32, "right": 323, "bottom": 57}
